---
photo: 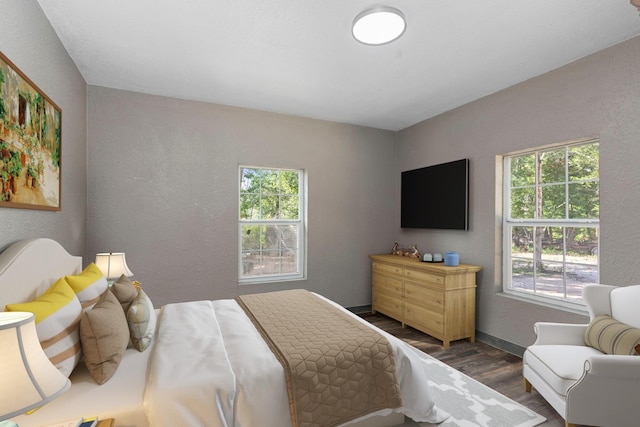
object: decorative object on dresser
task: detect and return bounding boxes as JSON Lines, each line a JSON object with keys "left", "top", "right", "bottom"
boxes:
{"left": 390, "top": 242, "right": 421, "bottom": 258}
{"left": 443, "top": 251, "right": 459, "bottom": 266}
{"left": 369, "top": 254, "right": 481, "bottom": 348}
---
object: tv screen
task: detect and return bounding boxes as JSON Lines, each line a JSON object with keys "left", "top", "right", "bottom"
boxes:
{"left": 401, "top": 159, "right": 469, "bottom": 230}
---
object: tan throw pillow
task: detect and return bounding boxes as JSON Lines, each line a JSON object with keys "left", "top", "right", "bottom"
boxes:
{"left": 127, "top": 289, "right": 156, "bottom": 352}
{"left": 80, "top": 290, "right": 130, "bottom": 384}
{"left": 584, "top": 315, "right": 640, "bottom": 355}
{"left": 109, "top": 274, "right": 139, "bottom": 313}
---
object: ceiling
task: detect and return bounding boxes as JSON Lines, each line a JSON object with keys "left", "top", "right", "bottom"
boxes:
{"left": 36, "top": 0, "right": 640, "bottom": 131}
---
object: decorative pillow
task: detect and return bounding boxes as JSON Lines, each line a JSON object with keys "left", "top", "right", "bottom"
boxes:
{"left": 584, "top": 315, "right": 640, "bottom": 355}
{"left": 109, "top": 274, "right": 139, "bottom": 313}
{"left": 127, "top": 289, "right": 156, "bottom": 352}
{"left": 66, "top": 263, "right": 109, "bottom": 311}
{"left": 5, "top": 278, "right": 83, "bottom": 377}
{"left": 80, "top": 290, "right": 130, "bottom": 384}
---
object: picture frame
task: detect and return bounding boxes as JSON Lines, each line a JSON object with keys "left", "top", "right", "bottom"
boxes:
{"left": 0, "top": 51, "right": 61, "bottom": 211}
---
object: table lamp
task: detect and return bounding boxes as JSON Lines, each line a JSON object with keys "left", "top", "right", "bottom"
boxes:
{"left": 0, "top": 312, "right": 70, "bottom": 421}
{"left": 95, "top": 252, "right": 133, "bottom": 283}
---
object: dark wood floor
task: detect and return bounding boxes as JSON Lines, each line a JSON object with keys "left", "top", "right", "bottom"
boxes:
{"left": 359, "top": 312, "right": 567, "bottom": 427}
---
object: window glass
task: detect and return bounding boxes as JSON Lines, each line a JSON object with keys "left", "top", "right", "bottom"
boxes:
{"left": 503, "top": 141, "right": 599, "bottom": 306}
{"left": 239, "top": 166, "right": 305, "bottom": 283}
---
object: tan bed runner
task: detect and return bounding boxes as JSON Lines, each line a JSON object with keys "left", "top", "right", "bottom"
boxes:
{"left": 237, "top": 289, "right": 402, "bottom": 427}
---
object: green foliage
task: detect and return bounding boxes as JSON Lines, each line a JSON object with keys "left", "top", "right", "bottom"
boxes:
{"left": 240, "top": 168, "right": 300, "bottom": 220}
{"left": 7, "top": 151, "right": 22, "bottom": 177}
{"left": 27, "top": 163, "right": 37, "bottom": 178}
{"left": 510, "top": 142, "right": 599, "bottom": 221}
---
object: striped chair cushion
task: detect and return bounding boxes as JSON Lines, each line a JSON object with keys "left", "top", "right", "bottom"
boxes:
{"left": 584, "top": 315, "right": 640, "bottom": 355}
{"left": 66, "top": 263, "right": 109, "bottom": 311}
{"left": 5, "top": 277, "right": 83, "bottom": 377}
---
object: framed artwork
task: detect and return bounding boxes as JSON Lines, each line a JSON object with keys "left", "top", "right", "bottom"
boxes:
{"left": 0, "top": 51, "right": 61, "bottom": 211}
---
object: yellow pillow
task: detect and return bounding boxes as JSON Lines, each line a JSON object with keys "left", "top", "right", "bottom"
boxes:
{"left": 66, "top": 263, "right": 108, "bottom": 310}
{"left": 5, "top": 278, "right": 83, "bottom": 377}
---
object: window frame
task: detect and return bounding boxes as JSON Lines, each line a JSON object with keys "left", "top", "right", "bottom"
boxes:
{"left": 238, "top": 165, "right": 306, "bottom": 284}
{"left": 501, "top": 139, "right": 599, "bottom": 310}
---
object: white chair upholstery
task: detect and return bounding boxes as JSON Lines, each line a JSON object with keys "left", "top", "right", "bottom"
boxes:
{"left": 523, "top": 284, "right": 640, "bottom": 427}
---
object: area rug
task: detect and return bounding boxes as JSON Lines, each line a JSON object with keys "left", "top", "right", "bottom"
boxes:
{"left": 403, "top": 348, "right": 546, "bottom": 427}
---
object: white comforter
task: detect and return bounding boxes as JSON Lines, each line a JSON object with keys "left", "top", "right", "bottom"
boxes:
{"left": 144, "top": 297, "right": 449, "bottom": 426}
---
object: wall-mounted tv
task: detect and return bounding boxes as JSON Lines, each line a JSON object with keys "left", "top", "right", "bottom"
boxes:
{"left": 401, "top": 158, "right": 469, "bottom": 230}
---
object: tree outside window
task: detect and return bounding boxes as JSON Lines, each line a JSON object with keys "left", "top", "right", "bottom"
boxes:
{"left": 239, "top": 167, "right": 305, "bottom": 283}
{"left": 504, "top": 141, "right": 599, "bottom": 305}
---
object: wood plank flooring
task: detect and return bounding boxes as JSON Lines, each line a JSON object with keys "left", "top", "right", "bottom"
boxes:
{"left": 359, "top": 312, "right": 568, "bottom": 427}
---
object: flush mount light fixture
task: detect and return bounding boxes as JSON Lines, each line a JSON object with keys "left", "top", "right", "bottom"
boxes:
{"left": 352, "top": 6, "right": 406, "bottom": 45}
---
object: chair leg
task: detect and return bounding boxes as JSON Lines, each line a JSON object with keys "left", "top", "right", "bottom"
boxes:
{"left": 565, "top": 422, "right": 576, "bottom": 427}
{"left": 523, "top": 377, "right": 532, "bottom": 393}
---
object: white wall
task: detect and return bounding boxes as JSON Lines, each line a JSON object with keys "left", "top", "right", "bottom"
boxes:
{"left": 0, "top": 0, "right": 87, "bottom": 257}
{"left": 87, "top": 86, "right": 397, "bottom": 307}
{"left": 396, "top": 36, "right": 640, "bottom": 347}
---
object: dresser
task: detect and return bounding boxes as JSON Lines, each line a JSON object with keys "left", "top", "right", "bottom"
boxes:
{"left": 369, "top": 254, "right": 481, "bottom": 348}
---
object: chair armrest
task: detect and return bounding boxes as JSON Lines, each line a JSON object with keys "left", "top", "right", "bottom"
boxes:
{"left": 584, "top": 354, "right": 640, "bottom": 380}
{"left": 532, "top": 322, "right": 587, "bottom": 345}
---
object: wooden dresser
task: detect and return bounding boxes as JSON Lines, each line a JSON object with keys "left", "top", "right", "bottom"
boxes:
{"left": 369, "top": 254, "right": 481, "bottom": 348}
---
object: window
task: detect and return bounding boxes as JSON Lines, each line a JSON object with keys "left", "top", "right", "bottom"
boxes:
{"left": 239, "top": 166, "right": 305, "bottom": 283}
{"left": 503, "top": 140, "right": 599, "bottom": 307}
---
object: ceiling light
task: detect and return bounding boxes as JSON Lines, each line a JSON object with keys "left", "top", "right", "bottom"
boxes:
{"left": 352, "top": 6, "right": 406, "bottom": 45}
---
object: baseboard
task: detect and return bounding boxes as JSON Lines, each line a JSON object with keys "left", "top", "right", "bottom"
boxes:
{"left": 475, "top": 330, "right": 526, "bottom": 357}
{"left": 346, "top": 304, "right": 372, "bottom": 314}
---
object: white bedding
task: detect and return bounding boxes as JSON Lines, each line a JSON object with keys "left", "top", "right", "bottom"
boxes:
{"left": 145, "top": 296, "right": 449, "bottom": 427}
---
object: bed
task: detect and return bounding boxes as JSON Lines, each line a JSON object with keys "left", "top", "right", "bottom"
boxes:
{"left": 1, "top": 238, "right": 448, "bottom": 427}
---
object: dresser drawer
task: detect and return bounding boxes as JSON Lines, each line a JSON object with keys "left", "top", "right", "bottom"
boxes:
{"left": 372, "top": 293, "right": 403, "bottom": 319}
{"left": 404, "top": 281, "right": 444, "bottom": 314}
{"left": 404, "top": 268, "right": 444, "bottom": 286}
{"left": 372, "top": 273, "right": 402, "bottom": 298}
{"left": 404, "top": 303, "right": 444, "bottom": 334}
{"left": 373, "top": 262, "right": 403, "bottom": 277}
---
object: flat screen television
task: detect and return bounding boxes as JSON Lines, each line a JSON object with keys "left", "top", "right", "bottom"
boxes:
{"left": 401, "top": 158, "right": 469, "bottom": 230}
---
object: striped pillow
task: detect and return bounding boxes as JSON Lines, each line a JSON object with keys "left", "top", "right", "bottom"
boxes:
{"left": 584, "top": 315, "right": 640, "bottom": 355}
{"left": 5, "top": 278, "right": 83, "bottom": 377}
{"left": 66, "top": 263, "right": 109, "bottom": 311}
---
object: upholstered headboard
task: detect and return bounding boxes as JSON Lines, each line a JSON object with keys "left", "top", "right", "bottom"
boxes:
{"left": 0, "top": 238, "right": 82, "bottom": 310}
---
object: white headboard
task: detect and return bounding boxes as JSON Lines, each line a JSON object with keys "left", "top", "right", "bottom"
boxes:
{"left": 0, "top": 238, "right": 82, "bottom": 310}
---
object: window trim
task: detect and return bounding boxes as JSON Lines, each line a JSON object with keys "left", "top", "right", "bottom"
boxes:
{"left": 501, "top": 138, "right": 599, "bottom": 310}
{"left": 238, "top": 165, "right": 307, "bottom": 285}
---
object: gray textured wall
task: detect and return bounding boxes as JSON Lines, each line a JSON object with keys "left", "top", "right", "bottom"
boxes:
{"left": 86, "top": 86, "right": 397, "bottom": 307}
{"left": 0, "top": 0, "right": 87, "bottom": 257}
{"left": 396, "top": 36, "right": 640, "bottom": 347}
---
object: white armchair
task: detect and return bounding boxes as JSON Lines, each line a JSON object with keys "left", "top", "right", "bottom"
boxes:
{"left": 523, "top": 284, "right": 640, "bottom": 427}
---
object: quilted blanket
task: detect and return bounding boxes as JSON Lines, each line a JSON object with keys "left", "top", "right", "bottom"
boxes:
{"left": 237, "top": 289, "right": 402, "bottom": 427}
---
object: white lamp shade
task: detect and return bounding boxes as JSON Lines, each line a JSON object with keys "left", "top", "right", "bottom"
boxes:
{"left": 95, "top": 252, "right": 133, "bottom": 279}
{"left": 0, "top": 312, "right": 70, "bottom": 421}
